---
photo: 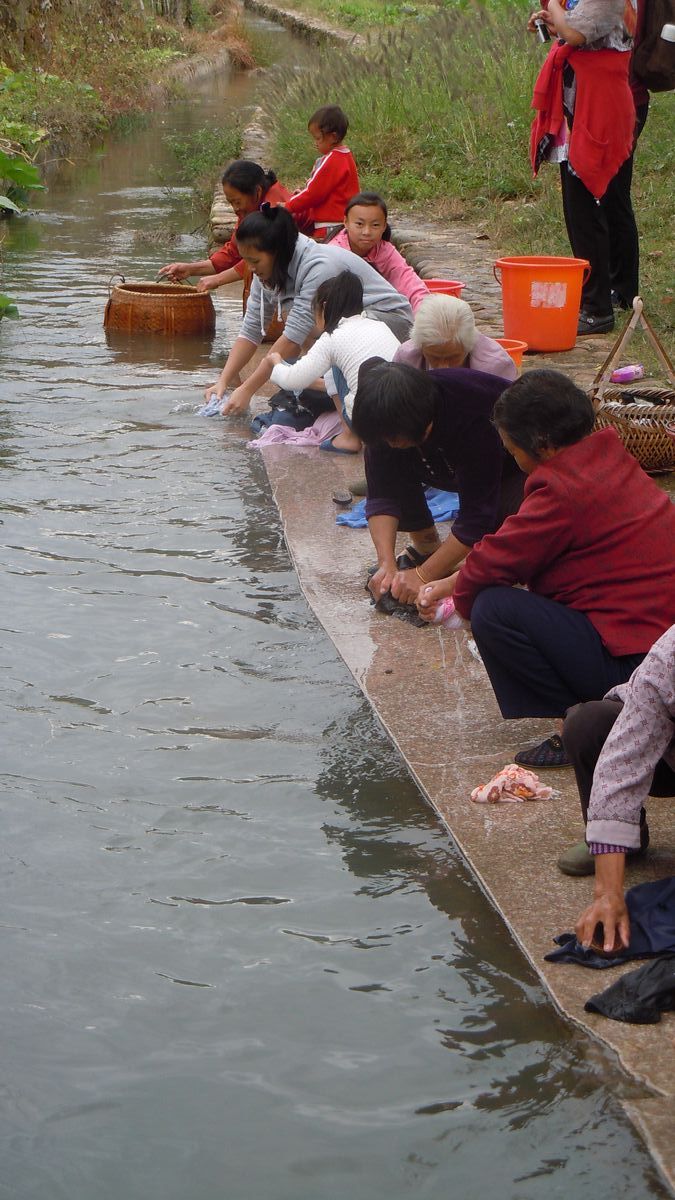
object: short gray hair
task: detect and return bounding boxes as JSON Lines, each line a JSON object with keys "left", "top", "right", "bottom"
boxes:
{"left": 411, "top": 294, "right": 478, "bottom": 355}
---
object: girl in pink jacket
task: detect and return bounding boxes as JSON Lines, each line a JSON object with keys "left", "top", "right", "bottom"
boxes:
{"left": 329, "top": 193, "right": 429, "bottom": 312}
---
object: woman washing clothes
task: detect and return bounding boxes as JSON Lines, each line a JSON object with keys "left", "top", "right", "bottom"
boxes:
{"left": 159, "top": 160, "right": 293, "bottom": 293}
{"left": 350, "top": 360, "right": 524, "bottom": 607}
{"left": 416, "top": 370, "right": 675, "bottom": 767}
{"left": 394, "top": 293, "right": 518, "bottom": 380}
{"left": 203, "top": 206, "right": 413, "bottom": 417}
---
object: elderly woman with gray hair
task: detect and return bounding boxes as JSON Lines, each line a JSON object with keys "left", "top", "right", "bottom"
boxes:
{"left": 394, "top": 293, "right": 518, "bottom": 381}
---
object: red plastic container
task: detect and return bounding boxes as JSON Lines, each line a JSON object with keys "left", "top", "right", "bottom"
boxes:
{"left": 423, "top": 279, "right": 466, "bottom": 297}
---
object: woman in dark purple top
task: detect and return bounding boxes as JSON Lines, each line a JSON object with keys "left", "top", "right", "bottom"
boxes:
{"left": 351, "top": 360, "right": 523, "bottom": 606}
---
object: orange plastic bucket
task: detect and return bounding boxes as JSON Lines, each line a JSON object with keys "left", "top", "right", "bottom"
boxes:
{"left": 423, "top": 279, "right": 465, "bottom": 297}
{"left": 495, "top": 337, "right": 528, "bottom": 368}
{"left": 493, "top": 256, "right": 590, "bottom": 351}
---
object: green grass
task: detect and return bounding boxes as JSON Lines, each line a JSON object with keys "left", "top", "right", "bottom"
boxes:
{"left": 263, "top": 2, "right": 674, "bottom": 333}
{"left": 162, "top": 124, "right": 243, "bottom": 210}
{"left": 276, "top": 0, "right": 509, "bottom": 32}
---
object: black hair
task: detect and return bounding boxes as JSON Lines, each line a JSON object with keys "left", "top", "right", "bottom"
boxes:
{"left": 221, "top": 159, "right": 277, "bottom": 196}
{"left": 235, "top": 205, "right": 299, "bottom": 291}
{"left": 313, "top": 270, "right": 364, "bottom": 333}
{"left": 492, "top": 369, "right": 595, "bottom": 458}
{"left": 344, "top": 191, "right": 392, "bottom": 241}
{"left": 308, "top": 104, "right": 349, "bottom": 141}
{"left": 351, "top": 360, "right": 437, "bottom": 446}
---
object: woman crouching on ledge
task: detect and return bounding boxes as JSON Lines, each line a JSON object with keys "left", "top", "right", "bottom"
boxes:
{"left": 203, "top": 206, "right": 413, "bottom": 417}
{"left": 417, "top": 369, "right": 675, "bottom": 765}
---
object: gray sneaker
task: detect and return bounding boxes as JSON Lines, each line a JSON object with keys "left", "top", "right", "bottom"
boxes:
{"left": 557, "top": 840, "right": 595, "bottom": 877}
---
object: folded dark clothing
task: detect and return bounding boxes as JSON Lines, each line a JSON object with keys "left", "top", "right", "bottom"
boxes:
{"left": 545, "top": 876, "right": 675, "bottom": 968}
{"left": 585, "top": 954, "right": 675, "bottom": 1024}
{"left": 374, "top": 590, "right": 427, "bottom": 627}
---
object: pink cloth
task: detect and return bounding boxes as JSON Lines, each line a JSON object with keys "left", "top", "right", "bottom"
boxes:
{"left": 470, "top": 764, "right": 555, "bottom": 804}
{"left": 247, "top": 410, "right": 342, "bottom": 449}
{"left": 330, "top": 229, "right": 429, "bottom": 311}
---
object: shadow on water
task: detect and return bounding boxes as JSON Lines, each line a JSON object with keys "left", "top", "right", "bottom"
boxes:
{"left": 0, "top": 20, "right": 671, "bottom": 1200}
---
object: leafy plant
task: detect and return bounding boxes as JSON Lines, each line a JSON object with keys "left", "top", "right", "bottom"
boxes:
{"left": 0, "top": 294, "right": 19, "bottom": 319}
{"left": 162, "top": 124, "right": 242, "bottom": 210}
{"left": 0, "top": 146, "right": 44, "bottom": 320}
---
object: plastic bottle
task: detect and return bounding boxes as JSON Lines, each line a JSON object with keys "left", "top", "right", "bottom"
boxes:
{"left": 610, "top": 364, "right": 644, "bottom": 384}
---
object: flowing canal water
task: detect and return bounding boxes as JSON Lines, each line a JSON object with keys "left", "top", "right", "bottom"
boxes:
{"left": 0, "top": 24, "right": 669, "bottom": 1199}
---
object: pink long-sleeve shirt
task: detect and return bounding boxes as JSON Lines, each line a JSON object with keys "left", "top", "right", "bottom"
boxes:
{"left": 330, "top": 228, "right": 429, "bottom": 311}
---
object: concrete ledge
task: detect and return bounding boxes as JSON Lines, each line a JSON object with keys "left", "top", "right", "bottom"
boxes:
{"left": 242, "top": 0, "right": 365, "bottom": 46}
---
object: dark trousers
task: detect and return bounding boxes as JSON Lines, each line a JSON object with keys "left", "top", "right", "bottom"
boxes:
{"left": 559, "top": 102, "right": 649, "bottom": 318}
{"left": 470, "top": 588, "right": 644, "bottom": 719}
{"left": 562, "top": 698, "right": 675, "bottom": 841}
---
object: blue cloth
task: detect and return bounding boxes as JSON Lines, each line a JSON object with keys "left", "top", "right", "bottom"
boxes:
{"left": 545, "top": 876, "right": 675, "bottom": 969}
{"left": 196, "top": 394, "right": 225, "bottom": 417}
{"left": 336, "top": 487, "right": 459, "bottom": 529}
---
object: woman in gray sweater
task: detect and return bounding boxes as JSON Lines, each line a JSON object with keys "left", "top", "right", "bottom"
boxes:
{"left": 203, "top": 205, "right": 413, "bottom": 417}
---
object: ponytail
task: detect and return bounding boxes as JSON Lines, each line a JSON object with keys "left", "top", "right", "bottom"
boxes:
{"left": 235, "top": 205, "right": 299, "bottom": 291}
{"left": 221, "top": 159, "right": 278, "bottom": 197}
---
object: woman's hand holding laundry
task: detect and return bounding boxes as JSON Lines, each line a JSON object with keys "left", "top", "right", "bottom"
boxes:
{"left": 416, "top": 573, "right": 458, "bottom": 620}
{"left": 367, "top": 563, "right": 397, "bottom": 602}
{"left": 221, "top": 384, "right": 253, "bottom": 416}
{"left": 575, "top": 854, "right": 631, "bottom": 953}
{"left": 389, "top": 568, "right": 424, "bottom": 607}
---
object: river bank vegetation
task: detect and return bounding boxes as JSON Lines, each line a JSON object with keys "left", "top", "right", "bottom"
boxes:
{"left": 263, "top": 0, "right": 674, "bottom": 333}
{"left": 0, "top": 0, "right": 252, "bottom": 160}
{"left": 0, "top": 0, "right": 254, "bottom": 316}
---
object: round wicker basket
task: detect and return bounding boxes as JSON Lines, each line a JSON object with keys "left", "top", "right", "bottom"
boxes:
{"left": 104, "top": 281, "right": 216, "bottom": 336}
{"left": 594, "top": 387, "right": 675, "bottom": 474}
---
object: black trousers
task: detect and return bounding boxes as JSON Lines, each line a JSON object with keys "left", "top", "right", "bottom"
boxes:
{"left": 562, "top": 697, "right": 675, "bottom": 840}
{"left": 470, "top": 588, "right": 644, "bottom": 719}
{"left": 559, "top": 102, "right": 649, "bottom": 318}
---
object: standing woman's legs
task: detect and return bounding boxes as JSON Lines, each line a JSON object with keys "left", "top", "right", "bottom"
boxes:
{"left": 559, "top": 162, "right": 613, "bottom": 320}
{"left": 470, "top": 587, "right": 644, "bottom": 719}
{"left": 606, "top": 101, "right": 649, "bottom": 308}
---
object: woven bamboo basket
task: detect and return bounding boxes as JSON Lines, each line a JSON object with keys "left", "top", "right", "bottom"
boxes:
{"left": 104, "top": 280, "right": 215, "bottom": 336}
{"left": 593, "top": 387, "right": 675, "bottom": 474}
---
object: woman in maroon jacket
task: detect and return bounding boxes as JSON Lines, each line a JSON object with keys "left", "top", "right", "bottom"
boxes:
{"left": 417, "top": 370, "right": 675, "bottom": 766}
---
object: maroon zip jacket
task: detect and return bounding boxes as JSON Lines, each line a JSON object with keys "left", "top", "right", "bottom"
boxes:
{"left": 453, "top": 428, "right": 675, "bottom": 656}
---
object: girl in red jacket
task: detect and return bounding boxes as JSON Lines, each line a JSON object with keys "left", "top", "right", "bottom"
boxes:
{"left": 417, "top": 369, "right": 675, "bottom": 767}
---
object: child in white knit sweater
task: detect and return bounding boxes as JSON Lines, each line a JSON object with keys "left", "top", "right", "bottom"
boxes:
{"left": 265, "top": 270, "right": 400, "bottom": 454}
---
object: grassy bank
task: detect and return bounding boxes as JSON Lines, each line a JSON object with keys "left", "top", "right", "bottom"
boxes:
{"left": 263, "top": 1, "right": 674, "bottom": 334}
{"left": 0, "top": 0, "right": 253, "bottom": 161}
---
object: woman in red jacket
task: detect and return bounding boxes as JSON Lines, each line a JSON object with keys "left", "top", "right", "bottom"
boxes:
{"left": 417, "top": 370, "right": 675, "bottom": 766}
{"left": 159, "top": 159, "right": 292, "bottom": 293}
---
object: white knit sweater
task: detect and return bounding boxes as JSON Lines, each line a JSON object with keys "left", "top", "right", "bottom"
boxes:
{"left": 269, "top": 313, "right": 400, "bottom": 418}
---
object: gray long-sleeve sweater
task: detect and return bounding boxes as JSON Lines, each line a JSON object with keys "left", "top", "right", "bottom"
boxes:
{"left": 239, "top": 234, "right": 413, "bottom": 347}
